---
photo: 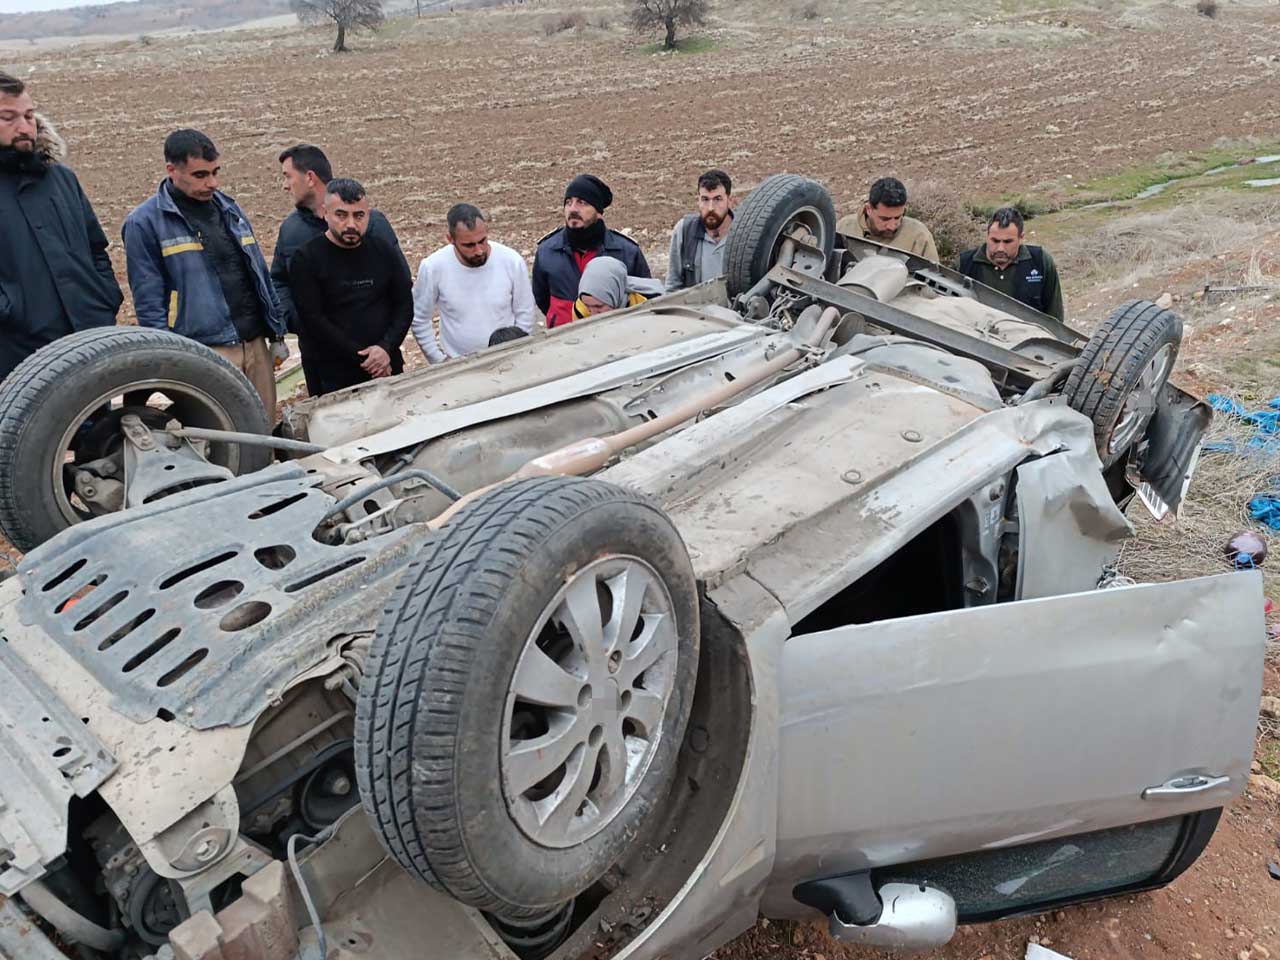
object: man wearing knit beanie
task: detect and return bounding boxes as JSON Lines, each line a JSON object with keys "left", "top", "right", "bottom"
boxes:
{"left": 532, "top": 173, "right": 651, "bottom": 328}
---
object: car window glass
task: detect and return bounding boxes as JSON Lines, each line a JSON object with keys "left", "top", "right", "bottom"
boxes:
{"left": 876, "top": 817, "right": 1184, "bottom": 918}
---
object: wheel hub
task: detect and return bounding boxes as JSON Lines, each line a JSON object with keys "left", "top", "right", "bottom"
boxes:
{"left": 502, "top": 556, "right": 678, "bottom": 849}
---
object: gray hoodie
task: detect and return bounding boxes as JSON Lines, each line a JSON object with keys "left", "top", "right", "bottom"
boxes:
{"left": 577, "top": 256, "right": 664, "bottom": 309}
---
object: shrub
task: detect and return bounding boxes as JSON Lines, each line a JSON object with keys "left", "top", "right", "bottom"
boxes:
{"left": 542, "top": 11, "right": 586, "bottom": 36}
{"left": 905, "top": 180, "right": 983, "bottom": 264}
{"left": 799, "top": 1, "right": 820, "bottom": 20}
{"left": 1196, "top": 0, "right": 1217, "bottom": 18}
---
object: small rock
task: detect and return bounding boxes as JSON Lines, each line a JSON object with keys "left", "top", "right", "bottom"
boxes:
{"left": 1228, "top": 929, "right": 1237, "bottom": 939}
{"left": 1249, "top": 774, "right": 1280, "bottom": 799}
{"left": 1253, "top": 944, "right": 1270, "bottom": 959}
{"left": 1238, "top": 950, "right": 1251, "bottom": 960}
{"left": 1254, "top": 760, "right": 1264, "bottom": 774}
{"left": 1260, "top": 695, "right": 1280, "bottom": 720}
{"left": 1156, "top": 292, "right": 1173, "bottom": 309}
{"left": 1045, "top": 124, "right": 1060, "bottom": 134}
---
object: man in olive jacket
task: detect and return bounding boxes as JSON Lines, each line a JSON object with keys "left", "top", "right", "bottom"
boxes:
{"left": 836, "top": 177, "right": 939, "bottom": 263}
{"left": 0, "top": 72, "right": 121, "bottom": 382}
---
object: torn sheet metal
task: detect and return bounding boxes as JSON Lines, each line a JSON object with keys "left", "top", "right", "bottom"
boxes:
{"left": 0, "top": 624, "right": 117, "bottom": 895}
{"left": 1015, "top": 449, "right": 1133, "bottom": 600}
{"left": 764, "top": 571, "right": 1264, "bottom": 915}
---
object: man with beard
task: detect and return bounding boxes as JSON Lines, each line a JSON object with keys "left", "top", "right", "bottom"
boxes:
{"left": 411, "top": 203, "right": 534, "bottom": 363}
{"left": 531, "top": 174, "right": 649, "bottom": 328}
{"left": 271, "top": 143, "right": 408, "bottom": 393}
{"left": 665, "top": 169, "right": 734, "bottom": 292}
{"left": 122, "top": 128, "right": 285, "bottom": 415}
{"left": 0, "top": 72, "right": 121, "bottom": 382}
{"left": 957, "top": 207, "right": 1064, "bottom": 322}
{"left": 836, "top": 177, "right": 939, "bottom": 262}
{"left": 287, "top": 179, "right": 412, "bottom": 396}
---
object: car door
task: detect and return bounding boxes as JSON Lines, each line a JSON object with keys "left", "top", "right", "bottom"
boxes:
{"left": 760, "top": 570, "right": 1265, "bottom": 927}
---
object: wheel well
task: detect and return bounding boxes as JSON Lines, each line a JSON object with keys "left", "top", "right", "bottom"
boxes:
{"left": 546, "top": 590, "right": 754, "bottom": 958}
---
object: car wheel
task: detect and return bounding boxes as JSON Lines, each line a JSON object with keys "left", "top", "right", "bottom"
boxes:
{"left": 1063, "top": 299, "right": 1182, "bottom": 468}
{"left": 354, "top": 476, "right": 700, "bottom": 918}
{"left": 0, "top": 327, "right": 271, "bottom": 552}
{"left": 725, "top": 173, "right": 837, "bottom": 298}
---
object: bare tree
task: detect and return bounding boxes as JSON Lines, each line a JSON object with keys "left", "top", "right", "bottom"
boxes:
{"left": 629, "top": 0, "right": 708, "bottom": 51}
{"left": 291, "top": 0, "right": 385, "bottom": 53}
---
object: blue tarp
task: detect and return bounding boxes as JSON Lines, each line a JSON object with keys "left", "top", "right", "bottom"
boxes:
{"left": 1207, "top": 394, "right": 1280, "bottom": 531}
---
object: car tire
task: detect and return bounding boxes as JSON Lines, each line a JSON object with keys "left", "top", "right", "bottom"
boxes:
{"left": 724, "top": 173, "right": 837, "bottom": 298}
{"left": 1063, "top": 299, "right": 1182, "bottom": 467}
{"left": 354, "top": 476, "right": 700, "bottom": 918}
{"left": 0, "top": 327, "right": 271, "bottom": 552}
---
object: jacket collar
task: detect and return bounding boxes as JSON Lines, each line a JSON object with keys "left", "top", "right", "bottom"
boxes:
{"left": 155, "top": 179, "right": 234, "bottom": 217}
{"left": 971, "top": 243, "right": 1032, "bottom": 268}
{"left": 293, "top": 204, "right": 326, "bottom": 229}
{"left": 34, "top": 114, "right": 66, "bottom": 166}
{"left": 857, "top": 205, "right": 904, "bottom": 243}
{"left": 544, "top": 221, "right": 632, "bottom": 254}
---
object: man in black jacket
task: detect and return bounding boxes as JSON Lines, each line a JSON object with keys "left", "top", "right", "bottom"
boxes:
{"left": 532, "top": 174, "right": 650, "bottom": 329}
{"left": 272, "top": 143, "right": 408, "bottom": 394}
{"left": 288, "top": 179, "right": 412, "bottom": 396}
{"left": 0, "top": 72, "right": 121, "bottom": 382}
{"left": 956, "top": 207, "right": 1065, "bottom": 322}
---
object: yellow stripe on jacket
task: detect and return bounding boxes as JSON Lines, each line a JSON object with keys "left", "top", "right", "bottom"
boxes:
{"left": 573, "top": 291, "right": 648, "bottom": 320}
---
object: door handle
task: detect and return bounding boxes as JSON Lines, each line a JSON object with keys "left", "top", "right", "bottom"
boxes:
{"left": 1142, "top": 775, "right": 1231, "bottom": 799}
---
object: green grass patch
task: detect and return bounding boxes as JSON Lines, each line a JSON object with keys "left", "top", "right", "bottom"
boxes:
{"left": 638, "top": 34, "right": 720, "bottom": 54}
{"left": 1259, "top": 736, "right": 1280, "bottom": 779}
{"left": 969, "top": 139, "right": 1280, "bottom": 222}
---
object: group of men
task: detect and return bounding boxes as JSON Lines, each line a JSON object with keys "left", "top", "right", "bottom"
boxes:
{"left": 1, "top": 69, "right": 1066, "bottom": 423}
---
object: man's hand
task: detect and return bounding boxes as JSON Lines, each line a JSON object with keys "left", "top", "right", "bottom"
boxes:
{"left": 358, "top": 345, "right": 392, "bottom": 378}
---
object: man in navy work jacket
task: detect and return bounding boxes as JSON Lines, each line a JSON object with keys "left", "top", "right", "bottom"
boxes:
{"left": 122, "top": 128, "right": 285, "bottom": 416}
{"left": 532, "top": 174, "right": 650, "bottom": 329}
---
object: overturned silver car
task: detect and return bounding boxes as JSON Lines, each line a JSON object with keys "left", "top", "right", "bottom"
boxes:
{"left": 0, "top": 175, "right": 1265, "bottom": 960}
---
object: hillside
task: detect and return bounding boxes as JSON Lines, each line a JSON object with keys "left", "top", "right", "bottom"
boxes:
{"left": 0, "top": 0, "right": 293, "bottom": 40}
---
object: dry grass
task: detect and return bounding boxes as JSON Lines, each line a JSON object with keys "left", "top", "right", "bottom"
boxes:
{"left": 905, "top": 179, "right": 981, "bottom": 263}
{"left": 1117, "top": 412, "right": 1278, "bottom": 609}
{"left": 1054, "top": 198, "right": 1280, "bottom": 292}
{"left": 542, "top": 11, "right": 587, "bottom": 36}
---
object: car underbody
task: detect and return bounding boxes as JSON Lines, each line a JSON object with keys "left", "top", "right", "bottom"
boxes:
{"left": 0, "top": 176, "right": 1262, "bottom": 960}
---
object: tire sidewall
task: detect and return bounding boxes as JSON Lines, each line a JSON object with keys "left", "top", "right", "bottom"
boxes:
{"left": 426, "top": 496, "right": 699, "bottom": 912}
{"left": 726, "top": 174, "right": 837, "bottom": 298}
{"left": 0, "top": 330, "right": 270, "bottom": 549}
{"left": 1095, "top": 324, "right": 1180, "bottom": 463}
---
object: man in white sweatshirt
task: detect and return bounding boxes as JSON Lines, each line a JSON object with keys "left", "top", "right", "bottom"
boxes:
{"left": 412, "top": 204, "right": 535, "bottom": 363}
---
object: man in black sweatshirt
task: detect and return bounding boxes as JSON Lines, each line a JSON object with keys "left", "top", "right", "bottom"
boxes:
{"left": 288, "top": 178, "right": 412, "bottom": 396}
{"left": 272, "top": 143, "right": 409, "bottom": 395}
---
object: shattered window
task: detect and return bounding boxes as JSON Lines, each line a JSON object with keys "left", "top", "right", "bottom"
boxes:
{"left": 877, "top": 817, "right": 1184, "bottom": 917}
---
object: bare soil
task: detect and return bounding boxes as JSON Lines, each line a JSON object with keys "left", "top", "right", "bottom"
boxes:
{"left": 3, "top": 2, "right": 1279, "bottom": 958}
